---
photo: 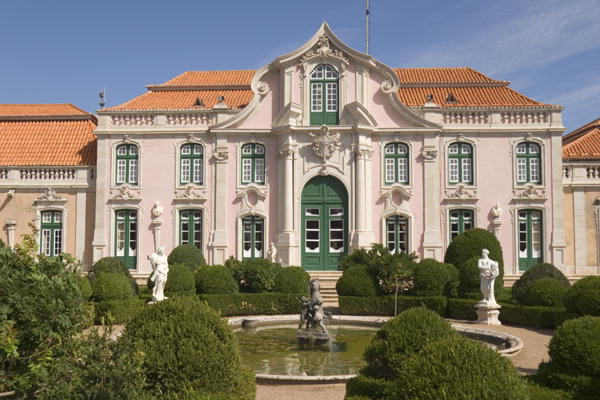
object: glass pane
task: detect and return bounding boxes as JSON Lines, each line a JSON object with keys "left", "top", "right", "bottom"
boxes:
{"left": 54, "top": 229, "right": 62, "bottom": 255}
{"left": 385, "top": 144, "right": 395, "bottom": 154}
{"left": 517, "top": 158, "right": 527, "bottom": 183}
{"left": 311, "top": 83, "right": 323, "bottom": 112}
{"left": 129, "top": 160, "right": 138, "bottom": 184}
{"left": 329, "top": 208, "right": 343, "bottom": 216}
{"left": 254, "top": 158, "right": 265, "bottom": 183}
{"left": 117, "top": 146, "right": 127, "bottom": 155}
{"left": 461, "top": 144, "right": 472, "bottom": 154}
{"left": 397, "top": 143, "right": 408, "bottom": 154}
{"left": 181, "top": 159, "right": 190, "bottom": 182}
{"left": 529, "top": 143, "right": 539, "bottom": 154}
{"left": 306, "top": 220, "right": 319, "bottom": 230}
{"left": 193, "top": 144, "right": 202, "bottom": 155}
{"left": 306, "top": 241, "right": 319, "bottom": 251}
{"left": 449, "top": 144, "right": 459, "bottom": 154}
{"left": 398, "top": 158, "right": 408, "bottom": 183}
{"left": 42, "top": 212, "right": 51, "bottom": 223}
{"left": 42, "top": 230, "right": 51, "bottom": 256}
{"left": 53, "top": 212, "right": 62, "bottom": 224}
{"left": 307, "top": 231, "right": 319, "bottom": 240}
{"left": 305, "top": 208, "right": 319, "bottom": 216}
{"left": 181, "top": 144, "right": 191, "bottom": 155}
{"left": 385, "top": 158, "right": 395, "bottom": 183}
{"left": 530, "top": 158, "right": 539, "bottom": 183}
{"left": 116, "top": 160, "right": 126, "bottom": 183}
{"left": 242, "top": 159, "right": 252, "bottom": 183}
{"left": 129, "top": 146, "right": 138, "bottom": 156}
{"left": 449, "top": 158, "right": 459, "bottom": 183}
{"left": 462, "top": 158, "right": 472, "bottom": 183}
{"left": 330, "top": 219, "right": 343, "bottom": 229}
{"left": 516, "top": 144, "right": 526, "bottom": 154}
{"left": 310, "top": 65, "right": 324, "bottom": 79}
{"left": 254, "top": 144, "right": 265, "bottom": 154}
{"left": 326, "top": 82, "right": 337, "bottom": 112}
{"left": 242, "top": 144, "right": 252, "bottom": 154}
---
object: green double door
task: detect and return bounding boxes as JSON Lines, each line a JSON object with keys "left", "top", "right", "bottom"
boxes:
{"left": 301, "top": 176, "right": 348, "bottom": 270}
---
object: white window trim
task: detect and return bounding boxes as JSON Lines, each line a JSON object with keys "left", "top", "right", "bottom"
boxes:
{"left": 301, "top": 59, "right": 347, "bottom": 125}
{"left": 510, "top": 136, "right": 546, "bottom": 190}
{"left": 380, "top": 211, "right": 414, "bottom": 255}
{"left": 441, "top": 205, "right": 480, "bottom": 250}
{"left": 236, "top": 212, "right": 268, "bottom": 261}
{"left": 235, "top": 139, "right": 269, "bottom": 190}
{"left": 509, "top": 205, "right": 549, "bottom": 276}
{"left": 171, "top": 205, "right": 207, "bottom": 256}
{"left": 35, "top": 206, "right": 68, "bottom": 256}
{"left": 111, "top": 137, "right": 143, "bottom": 190}
{"left": 109, "top": 204, "right": 141, "bottom": 272}
{"left": 173, "top": 137, "right": 208, "bottom": 189}
{"left": 380, "top": 139, "right": 414, "bottom": 189}
{"left": 442, "top": 135, "right": 478, "bottom": 190}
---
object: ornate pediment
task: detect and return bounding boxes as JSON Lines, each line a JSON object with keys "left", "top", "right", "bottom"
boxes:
{"left": 381, "top": 185, "right": 413, "bottom": 215}
{"left": 110, "top": 184, "right": 141, "bottom": 202}
{"left": 444, "top": 184, "right": 478, "bottom": 201}
{"left": 34, "top": 188, "right": 67, "bottom": 205}
{"left": 236, "top": 185, "right": 267, "bottom": 215}
{"left": 309, "top": 125, "right": 341, "bottom": 163}
{"left": 300, "top": 34, "right": 349, "bottom": 65}
{"left": 174, "top": 185, "right": 207, "bottom": 203}
{"left": 513, "top": 184, "right": 547, "bottom": 201}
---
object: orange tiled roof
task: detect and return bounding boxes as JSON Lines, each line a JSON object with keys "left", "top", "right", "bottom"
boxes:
{"left": 563, "top": 118, "right": 600, "bottom": 160}
{"left": 105, "top": 67, "right": 548, "bottom": 111}
{"left": 0, "top": 104, "right": 97, "bottom": 166}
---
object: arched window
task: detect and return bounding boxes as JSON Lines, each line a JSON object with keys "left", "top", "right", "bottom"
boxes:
{"left": 241, "top": 143, "right": 265, "bottom": 184}
{"left": 449, "top": 209, "right": 474, "bottom": 241}
{"left": 242, "top": 215, "right": 264, "bottom": 260}
{"left": 180, "top": 143, "right": 203, "bottom": 185}
{"left": 516, "top": 142, "right": 541, "bottom": 184}
{"left": 310, "top": 64, "right": 339, "bottom": 125}
{"left": 384, "top": 143, "right": 409, "bottom": 184}
{"left": 518, "top": 209, "right": 543, "bottom": 270}
{"left": 386, "top": 215, "right": 409, "bottom": 254}
{"left": 40, "top": 210, "right": 62, "bottom": 256}
{"left": 179, "top": 209, "right": 202, "bottom": 249}
{"left": 448, "top": 142, "right": 473, "bottom": 184}
{"left": 115, "top": 144, "right": 138, "bottom": 185}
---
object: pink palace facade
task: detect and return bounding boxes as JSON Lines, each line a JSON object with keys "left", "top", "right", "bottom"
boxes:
{"left": 91, "top": 24, "right": 566, "bottom": 281}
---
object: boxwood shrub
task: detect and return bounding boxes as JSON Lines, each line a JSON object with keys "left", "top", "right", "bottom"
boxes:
{"left": 91, "top": 256, "right": 138, "bottom": 294}
{"left": 198, "top": 293, "right": 301, "bottom": 316}
{"left": 447, "top": 297, "right": 478, "bottom": 320}
{"left": 498, "top": 302, "right": 572, "bottom": 329}
{"left": 91, "top": 272, "right": 135, "bottom": 302}
{"left": 522, "top": 277, "right": 566, "bottom": 307}
{"left": 338, "top": 295, "right": 447, "bottom": 317}
{"left": 167, "top": 244, "right": 207, "bottom": 271}
{"left": 458, "top": 256, "right": 481, "bottom": 297}
{"left": 444, "top": 228, "right": 504, "bottom": 291}
{"left": 147, "top": 263, "right": 196, "bottom": 296}
{"left": 345, "top": 375, "right": 396, "bottom": 399}
{"left": 118, "top": 296, "right": 255, "bottom": 399}
{"left": 196, "top": 265, "right": 239, "bottom": 294}
{"left": 93, "top": 297, "right": 146, "bottom": 324}
{"left": 77, "top": 274, "right": 92, "bottom": 300}
{"left": 273, "top": 266, "right": 310, "bottom": 294}
{"left": 336, "top": 265, "right": 380, "bottom": 297}
{"left": 238, "top": 259, "right": 281, "bottom": 293}
{"left": 563, "top": 276, "right": 600, "bottom": 316}
{"left": 547, "top": 316, "right": 600, "bottom": 377}
{"left": 412, "top": 259, "right": 458, "bottom": 297}
{"left": 512, "top": 263, "right": 570, "bottom": 304}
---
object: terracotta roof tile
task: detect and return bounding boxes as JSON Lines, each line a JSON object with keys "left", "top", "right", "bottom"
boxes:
{"left": 563, "top": 118, "right": 600, "bottom": 160}
{"left": 0, "top": 104, "right": 97, "bottom": 166}
{"left": 106, "top": 67, "right": 548, "bottom": 111}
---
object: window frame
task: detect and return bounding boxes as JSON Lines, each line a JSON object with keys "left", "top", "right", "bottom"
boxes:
{"left": 241, "top": 215, "right": 265, "bottom": 261}
{"left": 113, "top": 209, "right": 138, "bottom": 270}
{"left": 385, "top": 215, "right": 410, "bottom": 254}
{"left": 179, "top": 143, "right": 204, "bottom": 185}
{"left": 448, "top": 209, "right": 475, "bottom": 242}
{"left": 383, "top": 142, "right": 410, "bottom": 185}
{"left": 39, "top": 210, "right": 63, "bottom": 256}
{"left": 115, "top": 144, "right": 139, "bottom": 186}
{"left": 448, "top": 142, "right": 474, "bottom": 185}
{"left": 515, "top": 142, "right": 542, "bottom": 185}
{"left": 309, "top": 64, "right": 339, "bottom": 125}
{"left": 240, "top": 143, "right": 265, "bottom": 185}
{"left": 178, "top": 209, "right": 203, "bottom": 250}
{"left": 517, "top": 208, "right": 544, "bottom": 271}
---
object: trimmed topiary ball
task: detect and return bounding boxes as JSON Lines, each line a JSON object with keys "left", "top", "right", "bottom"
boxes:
{"left": 239, "top": 259, "right": 281, "bottom": 293}
{"left": 457, "top": 256, "right": 481, "bottom": 297}
{"left": 165, "top": 263, "right": 195, "bottom": 296}
{"left": 167, "top": 244, "right": 206, "bottom": 271}
{"left": 444, "top": 228, "right": 504, "bottom": 290}
{"left": 196, "top": 265, "right": 239, "bottom": 294}
{"left": 522, "top": 277, "right": 566, "bottom": 307}
{"left": 91, "top": 272, "right": 135, "bottom": 302}
{"left": 394, "top": 336, "right": 528, "bottom": 400}
{"left": 118, "top": 296, "right": 255, "bottom": 399}
{"left": 362, "top": 307, "right": 458, "bottom": 379}
{"left": 547, "top": 316, "right": 600, "bottom": 377}
{"left": 336, "top": 265, "right": 380, "bottom": 297}
{"left": 273, "top": 266, "right": 310, "bottom": 294}
{"left": 91, "top": 257, "right": 138, "bottom": 294}
{"left": 512, "top": 263, "right": 570, "bottom": 304}
{"left": 412, "top": 258, "right": 450, "bottom": 296}
{"left": 444, "top": 262, "right": 460, "bottom": 297}
{"left": 563, "top": 276, "right": 600, "bottom": 316}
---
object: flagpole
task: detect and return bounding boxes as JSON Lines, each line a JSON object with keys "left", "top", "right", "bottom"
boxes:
{"left": 366, "top": 0, "right": 370, "bottom": 54}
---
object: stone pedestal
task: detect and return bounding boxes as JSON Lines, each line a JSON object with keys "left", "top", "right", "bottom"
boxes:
{"left": 296, "top": 329, "right": 330, "bottom": 345}
{"left": 475, "top": 301, "right": 502, "bottom": 325}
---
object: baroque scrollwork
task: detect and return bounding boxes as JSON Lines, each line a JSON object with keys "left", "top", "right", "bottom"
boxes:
{"left": 256, "top": 81, "right": 270, "bottom": 95}
{"left": 110, "top": 184, "right": 141, "bottom": 201}
{"left": 444, "top": 184, "right": 478, "bottom": 200}
{"left": 309, "top": 125, "right": 341, "bottom": 163}
{"left": 300, "top": 34, "right": 349, "bottom": 64}
{"left": 35, "top": 188, "right": 65, "bottom": 202}
{"left": 513, "top": 184, "right": 547, "bottom": 201}
{"left": 212, "top": 148, "right": 229, "bottom": 161}
{"left": 422, "top": 146, "right": 438, "bottom": 161}
{"left": 174, "top": 185, "right": 207, "bottom": 202}
{"left": 236, "top": 185, "right": 267, "bottom": 215}
{"left": 381, "top": 80, "right": 395, "bottom": 94}
{"left": 380, "top": 184, "right": 413, "bottom": 215}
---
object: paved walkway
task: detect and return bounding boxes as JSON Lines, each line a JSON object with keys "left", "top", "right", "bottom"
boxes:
{"left": 256, "top": 320, "right": 554, "bottom": 400}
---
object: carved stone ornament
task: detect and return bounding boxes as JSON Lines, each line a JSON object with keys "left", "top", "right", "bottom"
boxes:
{"left": 422, "top": 146, "right": 438, "bottom": 161}
{"left": 110, "top": 184, "right": 141, "bottom": 201}
{"left": 513, "top": 184, "right": 547, "bottom": 201}
{"left": 174, "top": 185, "right": 207, "bottom": 202}
{"left": 35, "top": 188, "right": 66, "bottom": 202}
{"left": 444, "top": 184, "right": 478, "bottom": 200}
{"left": 300, "top": 34, "right": 349, "bottom": 64}
{"left": 279, "top": 145, "right": 296, "bottom": 160}
{"left": 381, "top": 185, "right": 413, "bottom": 214}
{"left": 256, "top": 81, "right": 270, "bottom": 95}
{"left": 151, "top": 201, "right": 163, "bottom": 218}
{"left": 212, "top": 148, "right": 229, "bottom": 161}
{"left": 309, "top": 125, "right": 341, "bottom": 163}
{"left": 354, "top": 147, "right": 372, "bottom": 160}
{"left": 381, "top": 80, "right": 395, "bottom": 94}
{"left": 236, "top": 185, "right": 267, "bottom": 215}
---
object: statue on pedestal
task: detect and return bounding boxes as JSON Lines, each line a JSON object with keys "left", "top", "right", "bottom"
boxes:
{"left": 267, "top": 242, "right": 277, "bottom": 263}
{"left": 475, "top": 248, "right": 502, "bottom": 325}
{"left": 148, "top": 245, "right": 169, "bottom": 304}
{"left": 297, "top": 279, "right": 329, "bottom": 344}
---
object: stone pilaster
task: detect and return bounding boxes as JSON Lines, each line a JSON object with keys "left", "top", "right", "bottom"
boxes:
{"left": 422, "top": 135, "right": 443, "bottom": 259}
{"left": 277, "top": 143, "right": 298, "bottom": 265}
{"left": 550, "top": 133, "right": 566, "bottom": 270}
{"left": 352, "top": 146, "right": 373, "bottom": 247}
{"left": 5, "top": 220, "right": 16, "bottom": 248}
{"left": 209, "top": 139, "right": 229, "bottom": 264}
{"left": 92, "top": 138, "right": 108, "bottom": 262}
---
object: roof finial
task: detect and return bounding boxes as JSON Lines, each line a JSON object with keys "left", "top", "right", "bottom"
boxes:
{"left": 99, "top": 88, "right": 106, "bottom": 109}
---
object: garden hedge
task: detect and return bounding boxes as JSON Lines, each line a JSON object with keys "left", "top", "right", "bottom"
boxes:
{"left": 195, "top": 265, "right": 239, "bottom": 294}
{"left": 412, "top": 259, "right": 458, "bottom": 297}
{"left": 563, "top": 276, "right": 600, "bottom": 316}
{"left": 91, "top": 272, "right": 136, "bottom": 302}
{"left": 167, "top": 244, "right": 206, "bottom": 270}
{"left": 273, "top": 266, "right": 310, "bottom": 294}
{"left": 498, "top": 303, "right": 572, "bottom": 329}
{"left": 336, "top": 265, "right": 380, "bottom": 297}
{"left": 338, "top": 295, "right": 447, "bottom": 316}
{"left": 91, "top": 256, "right": 138, "bottom": 294}
{"left": 93, "top": 298, "right": 146, "bottom": 324}
{"left": 444, "top": 228, "right": 504, "bottom": 291}
{"left": 512, "top": 263, "right": 570, "bottom": 304}
{"left": 238, "top": 258, "right": 282, "bottom": 293}
{"left": 522, "top": 277, "right": 566, "bottom": 307}
{"left": 198, "top": 293, "right": 302, "bottom": 316}
{"left": 118, "top": 296, "right": 255, "bottom": 399}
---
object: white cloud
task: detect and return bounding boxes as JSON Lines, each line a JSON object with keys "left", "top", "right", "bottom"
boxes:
{"left": 403, "top": 0, "right": 600, "bottom": 76}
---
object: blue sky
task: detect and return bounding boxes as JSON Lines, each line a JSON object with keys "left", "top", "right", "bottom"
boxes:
{"left": 1, "top": 0, "right": 598, "bottom": 132}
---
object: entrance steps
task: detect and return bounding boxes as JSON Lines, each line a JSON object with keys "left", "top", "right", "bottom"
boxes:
{"left": 308, "top": 271, "right": 343, "bottom": 307}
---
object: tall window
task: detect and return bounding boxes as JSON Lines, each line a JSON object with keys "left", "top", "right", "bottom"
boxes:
{"left": 115, "top": 210, "right": 137, "bottom": 269}
{"left": 310, "top": 64, "right": 339, "bottom": 125}
{"left": 449, "top": 209, "right": 474, "bottom": 241}
{"left": 180, "top": 143, "right": 203, "bottom": 185}
{"left": 40, "top": 210, "right": 62, "bottom": 256}
{"left": 241, "top": 143, "right": 265, "bottom": 184}
{"left": 242, "top": 216, "right": 264, "bottom": 260}
{"left": 518, "top": 209, "right": 543, "bottom": 271}
{"left": 448, "top": 142, "right": 473, "bottom": 184}
{"left": 179, "top": 209, "right": 202, "bottom": 249}
{"left": 116, "top": 144, "right": 139, "bottom": 185}
{"left": 384, "top": 143, "right": 409, "bottom": 184}
{"left": 516, "top": 142, "right": 541, "bottom": 184}
{"left": 386, "top": 215, "right": 409, "bottom": 254}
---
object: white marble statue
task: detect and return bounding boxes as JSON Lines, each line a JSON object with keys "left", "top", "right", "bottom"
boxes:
{"left": 491, "top": 203, "right": 503, "bottom": 220}
{"left": 478, "top": 248, "right": 499, "bottom": 306}
{"left": 267, "top": 242, "right": 277, "bottom": 263}
{"left": 148, "top": 245, "right": 169, "bottom": 303}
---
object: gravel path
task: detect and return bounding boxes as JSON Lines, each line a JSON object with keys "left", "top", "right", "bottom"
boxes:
{"left": 256, "top": 320, "right": 554, "bottom": 400}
